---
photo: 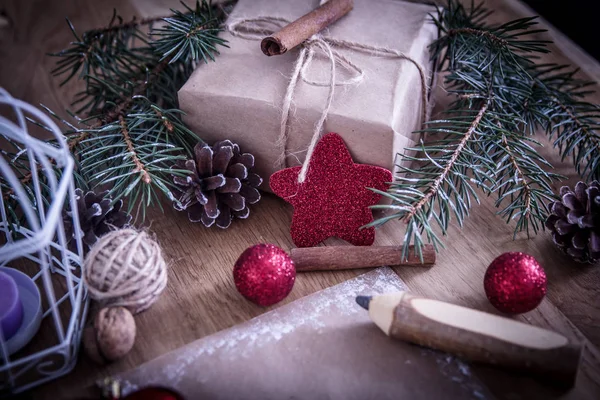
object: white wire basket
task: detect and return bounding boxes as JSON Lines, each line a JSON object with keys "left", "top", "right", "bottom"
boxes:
{"left": 0, "top": 88, "right": 88, "bottom": 395}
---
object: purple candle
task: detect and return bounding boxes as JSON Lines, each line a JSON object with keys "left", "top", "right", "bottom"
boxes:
{"left": 0, "top": 270, "right": 24, "bottom": 341}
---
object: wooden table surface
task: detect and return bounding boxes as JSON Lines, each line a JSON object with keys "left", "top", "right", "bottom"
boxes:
{"left": 1, "top": 0, "right": 599, "bottom": 399}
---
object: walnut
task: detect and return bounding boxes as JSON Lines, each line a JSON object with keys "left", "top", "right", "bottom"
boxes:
{"left": 83, "top": 306, "right": 136, "bottom": 364}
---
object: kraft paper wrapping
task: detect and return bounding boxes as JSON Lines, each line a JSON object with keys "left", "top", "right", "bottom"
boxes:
{"left": 178, "top": 0, "right": 438, "bottom": 189}
{"left": 116, "top": 268, "right": 493, "bottom": 399}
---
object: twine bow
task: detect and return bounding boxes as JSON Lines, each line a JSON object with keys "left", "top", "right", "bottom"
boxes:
{"left": 227, "top": 15, "right": 429, "bottom": 183}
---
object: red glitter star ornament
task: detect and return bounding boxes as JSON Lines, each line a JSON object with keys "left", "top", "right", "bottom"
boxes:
{"left": 270, "top": 133, "right": 392, "bottom": 247}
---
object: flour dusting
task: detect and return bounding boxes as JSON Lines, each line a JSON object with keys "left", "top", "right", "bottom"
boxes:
{"left": 117, "top": 267, "right": 492, "bottom": 399}
{"left": 161, "top": 267, "right": 404, "bottom": 382}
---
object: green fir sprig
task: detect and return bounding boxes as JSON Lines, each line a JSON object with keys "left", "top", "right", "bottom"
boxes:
{"left": 41, "top": 0, "right": 228, "bottom": 220}
{"left": 369, "top": 0, "right": 600, "bottom": 261}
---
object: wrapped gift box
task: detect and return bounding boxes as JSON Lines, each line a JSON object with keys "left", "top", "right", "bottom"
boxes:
{"left": 178, "top": 0, "right": 438, "bottom": 188}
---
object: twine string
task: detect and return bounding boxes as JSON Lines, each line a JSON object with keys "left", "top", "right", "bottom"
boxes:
{"left": 298, "top": 37, "right": 336, "bottom": 183}
{"left": 83, "top": 229, "right": 167, "bottom": 314}
{"left": 227, "top": 16, "right": 429, "bottom": 183}
{"left": 277, "top": 45, "right": 309, "bottom": 177}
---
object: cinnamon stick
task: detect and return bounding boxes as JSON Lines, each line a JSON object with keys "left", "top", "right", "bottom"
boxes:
{"left": 291, "top": 245, "right": 435, "bottom": 272}
{"left": 260, "top": 0, "right": 354, "bottom": 56}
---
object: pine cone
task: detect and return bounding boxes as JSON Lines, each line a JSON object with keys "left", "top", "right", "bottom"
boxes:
{"left": 64, "top": 189, "right": 132, "bottom": 253}
{"left": 172, "top": 140, "right": 263, "bottom": 229}
{"left": 545, "top": 181, "right": 600, "bottom": 264}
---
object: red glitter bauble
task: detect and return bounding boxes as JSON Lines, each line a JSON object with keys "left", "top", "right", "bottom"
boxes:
{"left": 484, "top": 252, "right": 547, "bottom": 314}
{"left": 233, "top": 244, "right": 296, "bottom": 306}
{"left": 270, "top": 133, "right": 392, "bottom": 247}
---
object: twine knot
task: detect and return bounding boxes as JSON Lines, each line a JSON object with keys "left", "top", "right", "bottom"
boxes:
{"left": 228, "top": 15, "right": 429, "bottom": 183}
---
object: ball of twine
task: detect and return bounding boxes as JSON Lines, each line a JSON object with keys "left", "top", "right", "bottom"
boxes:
{"left": 83, "top": 228, "right": 167, "bottom": 314}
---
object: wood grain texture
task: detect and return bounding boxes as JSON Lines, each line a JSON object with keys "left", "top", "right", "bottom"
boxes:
{"left": 0, "top": 0, "right": 598, "bottom": 399}
{"left": 291, "top": 245, "right": 435, "bottom": 271}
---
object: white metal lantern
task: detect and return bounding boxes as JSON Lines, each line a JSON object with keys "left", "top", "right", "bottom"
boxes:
{"left": 0, "top": 88, "right": 88, "bottom": 394}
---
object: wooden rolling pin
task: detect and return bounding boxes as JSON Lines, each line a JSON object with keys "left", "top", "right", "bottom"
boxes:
{"left": 356, "top": 292, "right": 582, "bottom": 387}
{"left": 290, "top": 245, "right": 435, "bottom": 271}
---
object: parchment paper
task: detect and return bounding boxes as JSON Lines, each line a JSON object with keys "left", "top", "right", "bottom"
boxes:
{"left": 116, "top": 268, "right": 493, "bottom": 399}
{"left": 178, "top": 0, "right": 438, "bottom": 187}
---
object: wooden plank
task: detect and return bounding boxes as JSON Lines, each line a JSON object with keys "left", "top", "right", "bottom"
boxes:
{"left": 0, "top": 0, "right": 598, "bottom": 399}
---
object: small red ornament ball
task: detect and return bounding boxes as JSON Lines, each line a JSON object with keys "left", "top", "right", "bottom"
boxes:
{"left": 233, "top": 244, "right": 296, "bottom": 307}
{"left": 484, "top": 252, "right": 547, "bottom": 314}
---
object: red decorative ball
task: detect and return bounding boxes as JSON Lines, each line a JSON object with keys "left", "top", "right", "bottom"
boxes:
{"left": 484, "top": 252, "right": 547, "bottom": 314}
{"left": 233, "top": 244, "right": 296, "bottom": 306}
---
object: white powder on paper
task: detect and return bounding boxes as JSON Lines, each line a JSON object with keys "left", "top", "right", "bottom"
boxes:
{"left": 119, "top": 267, "right": 490, "bottom": 399}
{"left": 121, "top": 267, "right": 404, "bottom": 392}
{"left": 163, "top": 268, "right": 405, "bottom": 377}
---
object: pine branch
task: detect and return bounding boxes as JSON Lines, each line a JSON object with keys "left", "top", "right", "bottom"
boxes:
{"left": 118, "top": 114, "right": 151, "bottom": 184}
{"left": 500, "top": 135, "right": 533, "bottom": 217}
{"left": 548, "top": 96, "right": 600, "bottom": 178}
{"left": 8, "top": 52, "right": 175, "bottom": 195}
{"left": 101, "top": 54, "right": 173, "bottom": 124}
{"left": 151, "top": 1, "right": 227, "bottom": 64}
{"left": 488, "top": 131, "right": 559, "bottom": 235}
{"left": 371, "top": 0, "right": 589, "bottom": 260}
{"left": 367, "top": 104, "right": 497, "bottom": 261}
{"left": 404, "top": 101, "right": 489, "bottom": 223}
{"left": 68, "top": 99, "right": 193, "bottom": 219}
{"left": 525, "top": 63, "right": 600, "bottom": 178}
{"left": 36, "top": 0, "right": 228, "bottom": 221}
{"left": 447, "top": 27, "right": 508, "bottom": 47}
{"left": 511, "top": 160, "right": 533, "bottom": 204}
